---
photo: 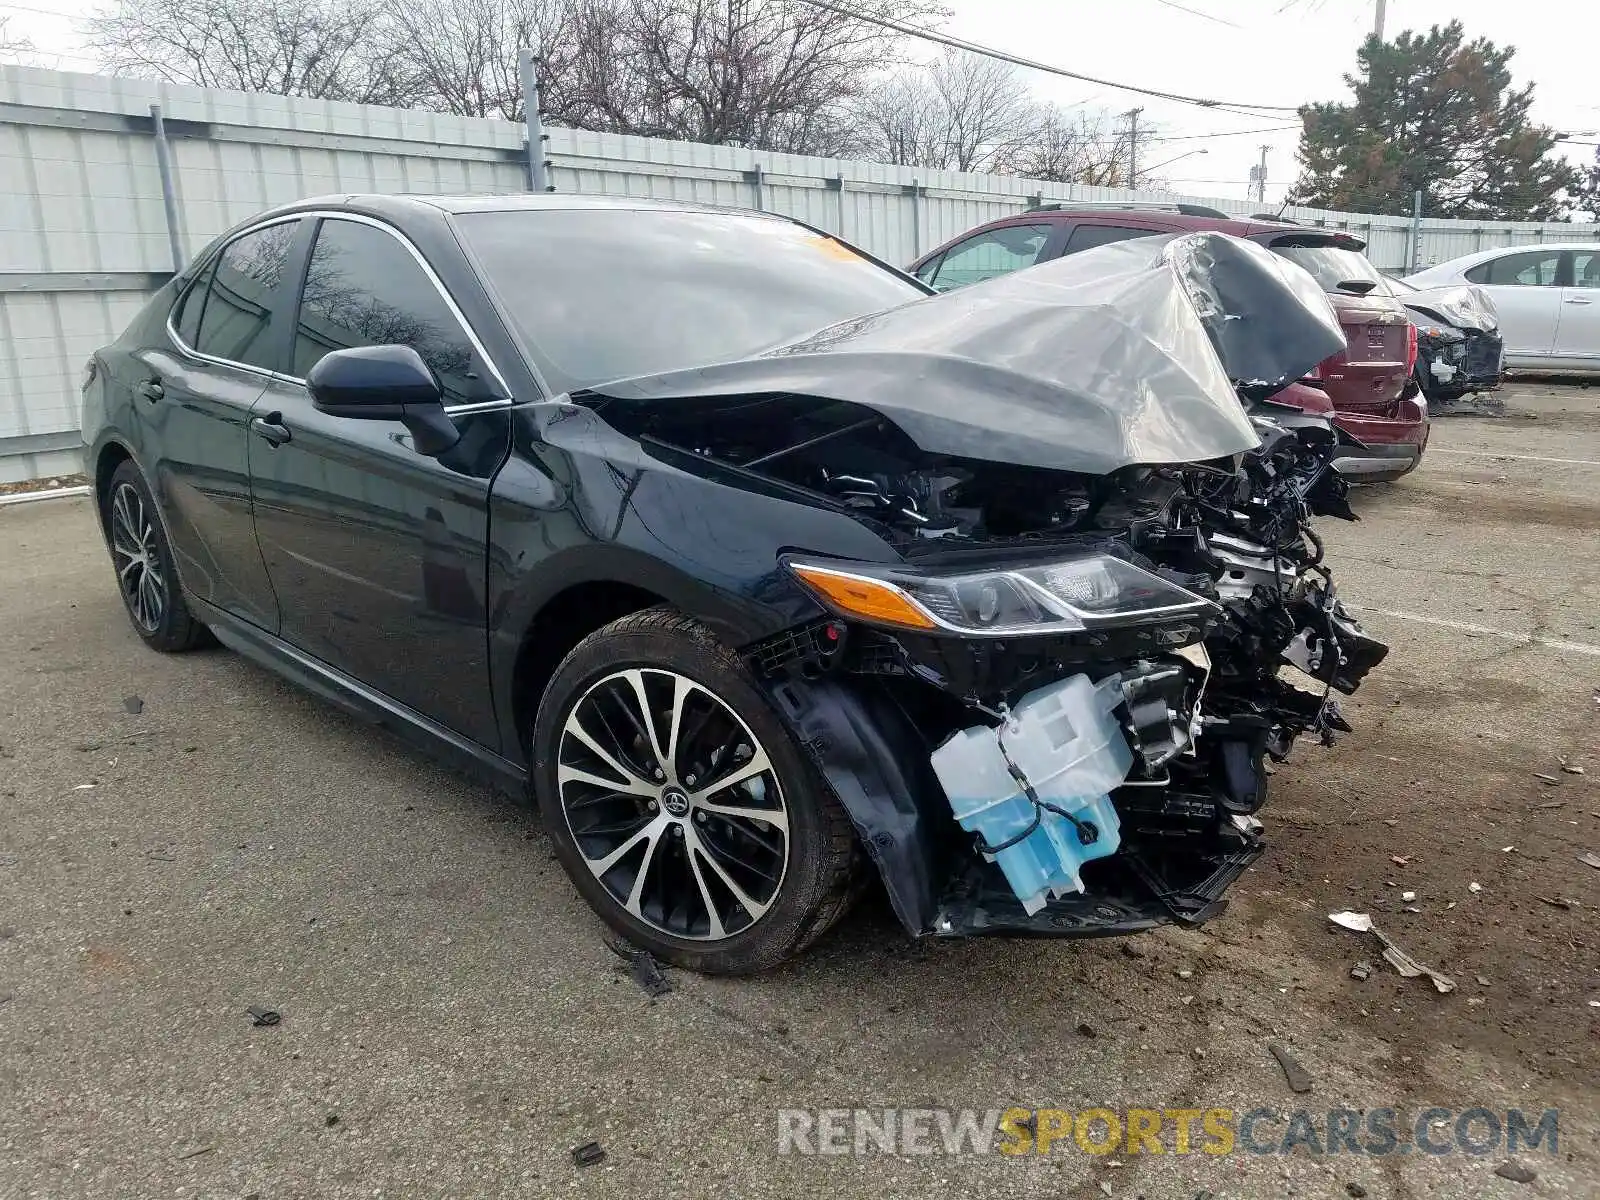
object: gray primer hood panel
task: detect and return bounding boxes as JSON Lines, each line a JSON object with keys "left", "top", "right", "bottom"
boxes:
{"left": 584, "top": 232, "right": 1345, "bottom": 476}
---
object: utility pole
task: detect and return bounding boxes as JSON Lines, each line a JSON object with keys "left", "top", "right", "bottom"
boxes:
{"left": 520, "top": 47, "right": 550, "bottom": 192}
{"left": 1251, "top": 144, "right": 1270, "bottom": 205}
{"left": 1124, "top": 107, "right": 1143, "bottom": 188}
{"left": 1373, "top": 0, "right": 1387, "bottom": 41}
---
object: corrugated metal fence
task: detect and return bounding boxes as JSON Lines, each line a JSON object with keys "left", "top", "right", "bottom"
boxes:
{"left": 3, "top": 63, "right": 1597, "bottom": 481}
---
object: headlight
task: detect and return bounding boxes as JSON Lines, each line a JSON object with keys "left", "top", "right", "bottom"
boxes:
{"left": 786, "top": 554, "right": 1217, "bottom": 636}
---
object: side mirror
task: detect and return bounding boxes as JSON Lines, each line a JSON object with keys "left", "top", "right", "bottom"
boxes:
{"left": 306, "top": 344, "right": 460, "bottom": 456}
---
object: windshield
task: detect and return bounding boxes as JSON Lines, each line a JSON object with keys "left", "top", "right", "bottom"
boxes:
{"left": 1271, "top": 243, "right": 1383, "bottom": 292}
{"left": 457, "top": 208, "right": 925, "bottom": 392}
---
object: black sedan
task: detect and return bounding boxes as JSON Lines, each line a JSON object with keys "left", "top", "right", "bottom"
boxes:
{"left": 83, "top": 196, "right": 1383, "bottom": 974}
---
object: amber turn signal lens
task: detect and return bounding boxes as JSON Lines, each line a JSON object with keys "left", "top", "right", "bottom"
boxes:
{"left": 788, "top": 564, "right": 936, "bottom": 631}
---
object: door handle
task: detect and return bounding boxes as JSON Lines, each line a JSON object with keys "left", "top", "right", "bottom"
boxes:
{"left": 1565, "top": 296, "right": 1593, "bottom": 304}
{"left": 136, "top": 379, "right": 164, "bottom": 402}
{"left": 249, "top": 414, "right": 292, "bottom": 447}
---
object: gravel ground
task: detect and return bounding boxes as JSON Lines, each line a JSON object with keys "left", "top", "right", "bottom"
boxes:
{"left": 1, "top": 383, "right": 1596, "bottom": 1199}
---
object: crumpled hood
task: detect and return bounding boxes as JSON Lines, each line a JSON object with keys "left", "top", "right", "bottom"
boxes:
{"left": 583, "top": 231, "right": 1347, "bottom": 476}
{"left": 1399, "top": 282, "right": 1499, "bottom": 332}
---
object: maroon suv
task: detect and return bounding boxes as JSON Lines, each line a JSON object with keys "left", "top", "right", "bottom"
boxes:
{"left": 909, "top": 204, "right": 1427, "bottom": 481}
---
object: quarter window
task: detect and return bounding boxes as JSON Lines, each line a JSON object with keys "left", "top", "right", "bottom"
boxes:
{"left": 1571, "top": 251, "right": 1600, "bottom": 289}
{"left": 171, "top": 259, "right": 214, "bottom": 348}
{"left": 293, "top": 218, "right": 476, "bottom": 403}
{"left": 193, "top": 222, "right": 299, "bottom": 370}
{"left": 928, "top": 224, "right": 1054, "bottom": 291}
{"left": 1465, "top": 250, "right": 1562, "bottom": 286}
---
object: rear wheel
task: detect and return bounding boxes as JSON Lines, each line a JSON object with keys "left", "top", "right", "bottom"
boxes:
{"left": 104, "top": 460, "right": 210, "bottom": 652}
{"left": 532, "top": 609, "right": 857, "bottom": 974}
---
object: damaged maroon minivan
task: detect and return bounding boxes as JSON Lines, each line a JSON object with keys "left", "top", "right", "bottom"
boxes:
{"left": 912, "top": 205, "right": 1428, "bottom": 481}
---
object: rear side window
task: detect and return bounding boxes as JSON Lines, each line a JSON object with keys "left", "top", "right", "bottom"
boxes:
{"left": 1465, "top": 250, "right": 1562, "bottom": 286}
{"left": 171, "top": 260, "right": 214, "bottom": 347}
{"left": 193, "top": 221, "right": 299, "bottom": 370}
{"left": 929, "top": 223, "right": 1054, "bottom": 290}
{"left": 293, "top": 218, "right": 476, "bottom": 403}
{"left": 1063, "top": 224, "right": 1159, "bottom": 255}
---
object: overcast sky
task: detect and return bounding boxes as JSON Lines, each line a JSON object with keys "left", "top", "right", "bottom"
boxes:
{"left": 3, "top": 0, "right": 1598, "bottom": 209}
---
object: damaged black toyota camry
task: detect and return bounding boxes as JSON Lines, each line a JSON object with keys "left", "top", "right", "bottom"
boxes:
{"left": 82, "top": 195, "right": 1386, "bottom": 974}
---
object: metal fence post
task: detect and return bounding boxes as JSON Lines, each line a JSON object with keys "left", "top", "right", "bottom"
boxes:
{"left": 1409, "top": 190, "right": 1423, "bottom": 273}
{"left": 825, "top": 172, "right": 845, "bottom": 236}
{"left": 745, "top": 164, "right": 765, "bottom": 211}
{"left": 148, "top": 104, "right": 184, "bottom": 272}
{"left": 904, "top": 180, "right": 922, "bottom": 258}
{"left": 520, "top": 48, "right": 549, "bottom": 192}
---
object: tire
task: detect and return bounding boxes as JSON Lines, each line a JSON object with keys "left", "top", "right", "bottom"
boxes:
{"left": 532, "top": 609, "right": 858, "bottom": 974}
{"left": 103, "top": 460, "right": 211, "bottom": 653}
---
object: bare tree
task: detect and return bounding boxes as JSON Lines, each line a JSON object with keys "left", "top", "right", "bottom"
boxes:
{"left": 999, "top": 105, "right": 1131, "bottom": 187}
{"left": 86, "top": 0, "right": 415, "bottom": 104}
{"left": 855, "top": 48, "right": 1039, "bottom": 173}
{"left": 0, "top": 16, "right": 35, "bottom": 62}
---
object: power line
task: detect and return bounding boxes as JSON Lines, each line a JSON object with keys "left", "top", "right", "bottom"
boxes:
{"left": 794, "top": 0, "right": 1302, "bottom": 113}
{"left": 1151, "top": 0, "right": 1241, "bottom": 28}
{"left": 1146, "top": 123, "right": 1301, "bottom": 142}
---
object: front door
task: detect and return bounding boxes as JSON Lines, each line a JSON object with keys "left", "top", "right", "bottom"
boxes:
{"left": 136, "top": 219, "right": 304, "bottom": 630}
{"left": 246, "top": 214, "right": 511, "bottom": 748}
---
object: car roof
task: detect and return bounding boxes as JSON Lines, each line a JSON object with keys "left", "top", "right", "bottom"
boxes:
{"left": 267, "top": 192, "right": 788, "bottom": 221}
{"left": 910, "top": 206, "right": 1364, "bottom": 269}
{"left": 1412, "top": 241, "right": 1600, "bottom": 272}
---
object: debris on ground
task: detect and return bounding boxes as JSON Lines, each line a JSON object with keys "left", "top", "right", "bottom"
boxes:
{"left": 1328, "top": 912, "right": 1457, "bottom": 993}
{"left": 1493, "top": 1161, "right": 1536, "bottom": 1183}
{"left": 1469, "top": 882, "right": 1483, "bottom": 893}
{"left": 1267, "top": 1042, "right": 1313, "bottom": 1094}
{"left": 1350, "top": 961, "right": 1372, "bottom": 981}
{"left": 605, "top": 938, "right": 672, "bottom": 999}
{"left": 1476, "top": 975, "right": 1491, "bottom": 987}
{"left": 122, "top": 695, "right": 143, "bottom": 715}
{"left": 174, "top": 1145, "right": 214, "bottom": 1161}
{"left": 1120, "top": 941, "right": 1145, "bottom": 959}
{"left": 245, "top": 1006, "right": 281, "bottom": 1027}
{"left": 1532, "top": 800, "right": 1564, "bottom": 811}
{"left": 1346, "top": 1184, "right": 1368, "bottom": 1198}
{"left": 1578, "top": 853, "right": 1600, "bottom": 871}
{"left": 1562, "top": 764, "right": 1585, "bottom": 775}
{"left": 1536, "top": 896, "right": 1573, "bottom": 910}
{"left": 1534, "top": 772, "right": 1559, "bottom": 784}
{"left": 1389, "top": 855, "right": 1410, "bottom": 866}
{"left": 1076, "top": 1022, "right": 1096, "bottom": 1038}
{"left": 1401, "top": 891, "right": 1416, "bottom": 901}
{"left": 1176, "top": 968, "right": 1194, "bottom": 979}
{"left": 572, "top": 1141, "right": 607, "bottom": 1167}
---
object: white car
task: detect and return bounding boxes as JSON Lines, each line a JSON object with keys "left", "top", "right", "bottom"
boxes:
{"left": 1406, "top": 242, "right": 1600, "bottom": 373}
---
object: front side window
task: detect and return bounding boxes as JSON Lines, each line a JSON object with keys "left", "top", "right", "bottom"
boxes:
{"left": 913, "top": 253, "right": 944, "bottom": 285}
{"left": 193, "top": 221, "right": 299, "bottom": 370}
{"left": 929, "top": 224, "right": 1054, "bottom": 291}
{"left": 1064, "top": 224, "right": 1159, "bottom": 255}
{"left": 293, "top": 218, "right": 476, "bottom": 403}
{"left": 1465, "top": 250, "right": 1562, "bottom": 287}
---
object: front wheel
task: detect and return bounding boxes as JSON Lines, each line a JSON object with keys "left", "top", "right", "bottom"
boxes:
{"left": 532, "top": 610, "right": 858, "bottom": 974}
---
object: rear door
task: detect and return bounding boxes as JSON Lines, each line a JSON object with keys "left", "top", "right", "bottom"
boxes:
{"left": 1553, "top": 248, "right": 1600, "bottom": 362}
{"left": 1057, "top": 220, "right": 1173, "bottom": 258}
{"left": 135, "top": 218, "right": 304, "bottom": 630}
{"left": 1463, "top": 249, "right": 1564, "bottom": 362}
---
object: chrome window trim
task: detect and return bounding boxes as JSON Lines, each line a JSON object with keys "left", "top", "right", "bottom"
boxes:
{"left": 164, "top": 215, "right": 301, "bottom": 383}
{"left": 165, "top": 209, "right": 514, "bottom": 415}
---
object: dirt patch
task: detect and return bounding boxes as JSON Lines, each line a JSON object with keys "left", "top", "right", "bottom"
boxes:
{"left": 0, "top": 473, "right": 89, "bottom": 497}
{"left": 1377, "top": 478, "right": 1600, "bottom": 532}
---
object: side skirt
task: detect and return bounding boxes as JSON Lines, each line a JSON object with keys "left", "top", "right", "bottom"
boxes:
{"left": 191, "top": 597, "right": 529, "bottom": 797}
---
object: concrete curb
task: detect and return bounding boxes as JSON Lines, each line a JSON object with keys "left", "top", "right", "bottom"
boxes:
{"left": 0, "top": 485, "right": 92, "bottom": 507}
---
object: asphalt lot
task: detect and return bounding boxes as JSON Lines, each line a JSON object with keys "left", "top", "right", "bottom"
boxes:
{"left": 1, "top": 382, "right": 1596, "bottom": 1199}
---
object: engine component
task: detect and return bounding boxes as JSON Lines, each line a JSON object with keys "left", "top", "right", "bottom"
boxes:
{"left": 929, "top": 674, "right": 1130, "bottom": 913}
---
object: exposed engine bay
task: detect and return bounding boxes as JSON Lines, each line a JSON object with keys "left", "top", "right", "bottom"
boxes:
{"left": 566, "top": 230, "right": 1389, "bottom": 941}
{"left": 590, "top": 389, "right": 1388, "bottom": 938}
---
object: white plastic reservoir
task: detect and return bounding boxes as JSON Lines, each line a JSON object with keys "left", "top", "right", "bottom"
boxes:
{"left": 930, "top": 674, "right": 1132, "bottom": 914}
